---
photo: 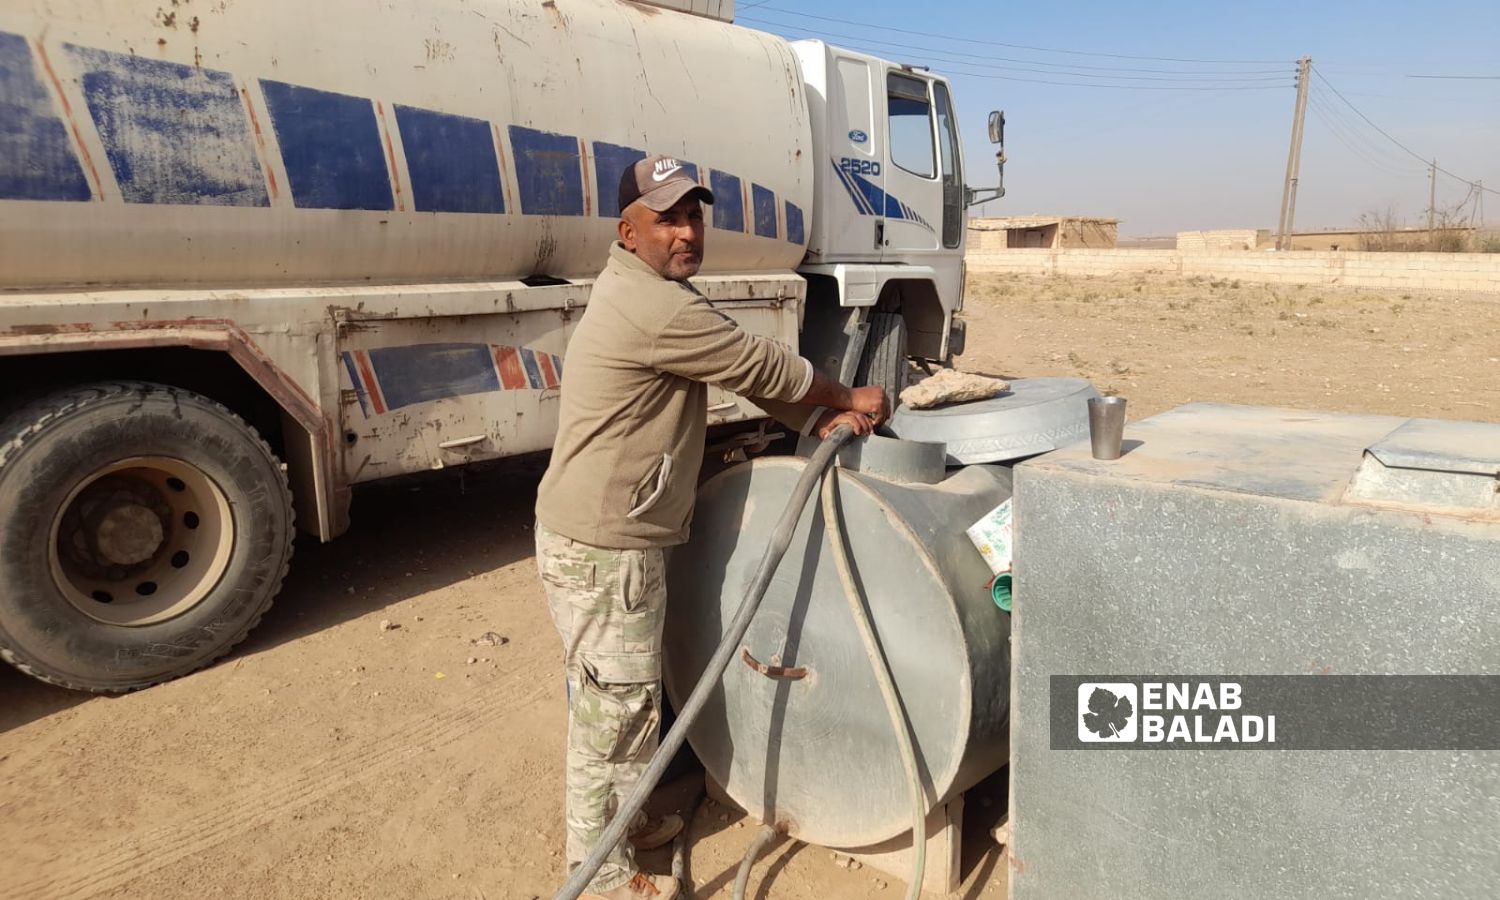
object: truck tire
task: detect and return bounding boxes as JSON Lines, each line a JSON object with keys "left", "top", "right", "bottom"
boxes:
{"left": 855, "top": 312, "right": 909, "bottom": 406}
{"left": 0, "top": 382, "right": 294, "bottom": 692}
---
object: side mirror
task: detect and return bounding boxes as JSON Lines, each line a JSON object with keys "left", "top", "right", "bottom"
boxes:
{"left": 966, "top": 111, "right": 1007, "bottom": 208}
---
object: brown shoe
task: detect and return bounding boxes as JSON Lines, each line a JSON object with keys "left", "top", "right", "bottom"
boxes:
{"left": 580, "top": 871, "right": 680, "bottom": 900}
{"left": 628, "top": 812, "right": 685, "bottom": 851}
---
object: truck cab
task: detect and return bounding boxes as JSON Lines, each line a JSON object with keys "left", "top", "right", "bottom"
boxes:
{"left": 793, "top": 42, "right": 973, "bottom": 376}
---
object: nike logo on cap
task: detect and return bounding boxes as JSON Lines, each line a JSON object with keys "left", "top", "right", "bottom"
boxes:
{"left": 652, "top": 159, "right": 682, "bottom": 182}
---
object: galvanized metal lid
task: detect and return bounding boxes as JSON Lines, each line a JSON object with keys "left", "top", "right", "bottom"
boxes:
{"left": 1348, "top": 417, "right": 1500, "bottom": 518}
{"left": 1366, "top": 418, "right": 1500, "bottom": 476}
{"left": 887, "top": 377, "right": 1100, "bottom": 464}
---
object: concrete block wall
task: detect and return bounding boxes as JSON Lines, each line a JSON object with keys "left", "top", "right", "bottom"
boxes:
{"left": 1176, "top": 229, "right": 1268, "bottom": 251}
{"left": 967, "top": 229, "right": 1011, "bottom": 253}
{"left": 964, "top": 248, "right": 1500, "bottom": 293}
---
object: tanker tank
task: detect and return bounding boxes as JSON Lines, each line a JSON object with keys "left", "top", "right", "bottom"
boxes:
{"left": 0, "top": 0, "right": 812, "bottom": 288}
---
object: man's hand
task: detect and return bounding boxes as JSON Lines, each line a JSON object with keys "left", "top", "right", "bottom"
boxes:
{"left": 849, "top": 386, "right": 890, "bottom": 426}
{"left": 800, "top": 372, "right": 890, "bottom": 428}
{"left": 813, "top": 409, "right": 877, "bottom": 439}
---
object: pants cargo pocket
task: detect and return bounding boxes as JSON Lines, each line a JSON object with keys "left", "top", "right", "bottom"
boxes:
{"left": 571, "top": 652, "right": 661, "bottom": 763}
{"left": 619, "top": 549, "right": 666, "bottom": 650}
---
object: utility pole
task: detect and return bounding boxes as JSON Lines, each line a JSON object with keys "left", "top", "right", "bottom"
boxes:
{"left": 1428, "top": 159, "right": 1437, "bottom": 249}
{"left": 1479, "top": 181, "right": 1486, "bottom": 226}
{"left": 1275, "top": 57, "right": 1311, "bottom": 251}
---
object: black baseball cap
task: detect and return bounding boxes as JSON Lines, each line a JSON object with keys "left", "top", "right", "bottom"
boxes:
{"left": 619, "top": 155, "right": 715, "bottom": 213}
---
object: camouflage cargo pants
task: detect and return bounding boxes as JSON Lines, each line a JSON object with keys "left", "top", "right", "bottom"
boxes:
{"left": 535, "top": 523, "right": 667, "bottom": 894}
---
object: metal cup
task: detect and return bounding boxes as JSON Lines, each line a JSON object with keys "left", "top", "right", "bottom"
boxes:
{"left": 1087, "top": 396, "right": 1127, "bottom": 460}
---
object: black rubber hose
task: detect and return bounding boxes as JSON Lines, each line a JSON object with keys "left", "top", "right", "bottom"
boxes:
{"left": 552, "top": 426, "right": 855, "bottom": 900}
{"left": 730, "top": 824, "right": 780, "bottom": 900}
{"left": 669, "top": 785, "right": 703, "bottom": 896}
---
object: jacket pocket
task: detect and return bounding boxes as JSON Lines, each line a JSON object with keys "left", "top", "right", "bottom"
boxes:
{"left": 626, "top": 453, "right": 674, "bottom": 520}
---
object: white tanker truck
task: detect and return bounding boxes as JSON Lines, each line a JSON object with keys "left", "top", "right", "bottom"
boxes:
{"left": 0, "top": 0, "right": 1004, "bottom": 691}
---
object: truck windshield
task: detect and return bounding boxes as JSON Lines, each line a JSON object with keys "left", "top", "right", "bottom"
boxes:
{"left": 887, "top": 72, "right": 935, "bottom": 178}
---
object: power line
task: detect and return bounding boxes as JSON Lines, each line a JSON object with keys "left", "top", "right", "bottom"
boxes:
{"left": 745, "top": 5, "right": 1285, "bottom": 65}
{"left": 751, "top": 22, "right": 1290, "bottom": 91}
{"left": 738, "top": 14, "right": 1289, "bottom": 76}
{"left": 1312, "top": 66, "right": 1500, "bottom": 196}
{"left": 1407, "top": 74, "right": 1500, "bottom": 79}
{"left": 742, "top": 18, "right": 1291, "bottom": 84}
{"left": 1305, "top": 94, "right": 1419, "bottom": 178}
{"left": 1307, "top": 83, "right": 1421, "bottom": 171}
{"left": 922, "top": 65, "right": 1288, "bottom": 91}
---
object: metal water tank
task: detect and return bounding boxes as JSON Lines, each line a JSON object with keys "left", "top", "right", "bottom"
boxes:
{"left": 663, "top": 447, "right": 1012, "bottom": 848}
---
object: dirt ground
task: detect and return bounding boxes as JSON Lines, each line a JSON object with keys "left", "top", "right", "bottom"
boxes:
{"left": 1, "top": 272, "right": 1495, "bottom": 900}
{"left": 960, "top": 272, "right": 1500, "bottom": 424}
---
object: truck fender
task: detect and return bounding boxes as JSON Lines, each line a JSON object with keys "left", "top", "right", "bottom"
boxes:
{"left": 0, "top": 322, "right": 344, "bottom": 540}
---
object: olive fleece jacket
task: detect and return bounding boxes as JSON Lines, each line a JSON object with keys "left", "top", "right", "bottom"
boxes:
{"left": 535, "top": 242, "right": 815, "bottom": 548}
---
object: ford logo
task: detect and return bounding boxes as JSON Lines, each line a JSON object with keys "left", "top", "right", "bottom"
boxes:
{"left": 848, "top": 129, "right": 868, "bottom": 144}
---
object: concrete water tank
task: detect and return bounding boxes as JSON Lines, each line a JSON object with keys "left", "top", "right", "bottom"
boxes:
{"left": 1010, "top": 403, "right": 1500, "bottom": 900}
{"left": 663, "top": 444, "right": 1014, "bottom": 849}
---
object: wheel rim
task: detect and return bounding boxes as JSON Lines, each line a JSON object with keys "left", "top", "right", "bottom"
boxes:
{"left": 48, "top": 456, "right": 235, "bottom": 626}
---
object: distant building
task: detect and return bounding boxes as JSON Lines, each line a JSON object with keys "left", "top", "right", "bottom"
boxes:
{"left": 1171, "top": 226, "right": 1484, "bottom": 252}
{"left": 1176, "top": 229, "right": 1270, "bottom": 251}
{"left": 968, "top": 216, "right": 1119, "bottom": 250}
{"left": 1287, "top": 226, "right": 1476, "bottom": 252}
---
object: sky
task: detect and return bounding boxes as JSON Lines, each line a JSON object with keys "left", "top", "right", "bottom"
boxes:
{"left": 736, "top": 0, "right": 1500, "bottom": 237}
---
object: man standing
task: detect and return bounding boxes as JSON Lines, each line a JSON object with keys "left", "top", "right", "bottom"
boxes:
{"left": 534, "top": 156, "right": 887, "bottom": 899}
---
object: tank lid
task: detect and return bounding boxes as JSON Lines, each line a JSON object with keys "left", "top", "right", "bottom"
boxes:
{"left": 1346, "top": 418, "right": 1500, "bottom": 519}
{"left": 887, "top": 377, "right": 1098, "bottom": 464}
{"left": 1365, "top": 418, "right": 1500, "bottom": 477}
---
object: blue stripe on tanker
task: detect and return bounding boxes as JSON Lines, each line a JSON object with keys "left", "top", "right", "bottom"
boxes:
{"left": 518, "top": 347, "right": 546, "bottom": 389}
{"left": 709, "top": 170, "right": 743, "bottom": 232}
{"left": 341, "top": 351, "right": 372, "bottom": 417}
{"left": 368, "top": 343, "right": 500, "bottom": 410}
{"left": 66, "top": 46, "right": 269, "bottom": 207}
{"left": 508, "top": 125, "right": 584, "bottom": 216}
{"left": 1, "top": 32, "right": 800, "bottom": 242}
{"left": 344, "top": 343, "right": 564, "bottom": 415}
{"left": 591, "top": 141, "right": 646, "bottom": 218}
{"left": 0, "top": 32, "right": 92, "bottom": 201}
{"left": 260, "top": 80, "right": 394, "bottom": 211}
{"left": 785, "top": 201, "right": 805, "bottom": 245}
{"left": 394, "top": 105, "right": 504, "bottom": 214}
{"left": 751, "top": 183, "right": 777, "bottom": 239}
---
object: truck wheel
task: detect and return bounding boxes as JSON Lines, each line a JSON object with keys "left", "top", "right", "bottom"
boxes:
{"left": 0, "top": 382, "right": 293, "bottom": 692}
{"left": 855, "top": 312, "right": 909, "bottom": 405}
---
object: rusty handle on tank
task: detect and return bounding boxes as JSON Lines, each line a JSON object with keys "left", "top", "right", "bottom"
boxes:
{"left": 740, "top": 646, "right": 808, "bottom": 680}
